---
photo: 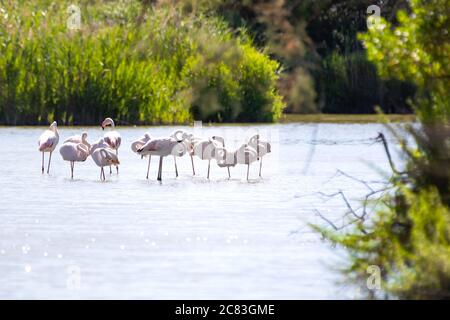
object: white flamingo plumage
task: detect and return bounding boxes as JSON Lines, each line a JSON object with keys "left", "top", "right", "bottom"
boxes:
{"left": 131, "top": 133, "right": 153, "bottom": 179}
{"left": 101, "top": 118, "right": 121, "bottom": 174}
{"left": 191, "top": 138, "right": 223, "bottom": 179}
{"left": 248, "top": 134, "right": 271, "bottom": 177}
{"left": 59, "top": 142, "right": 90, "bottom": 179}
{"left": 91, "top": 147, "right": 120, "bottom": 181}
{"left": 136, "top": 137, "right": 186, "bottom": 181}
{"left": 183, "top": 132, "right": 203, "bottom": 176}
{"left": 170, "top": 130, "right": 192, "bottom": 177}
{"left": 38, "top": 121, "right": 59, "bottom": 174}
{"left": 90, "top": 138, "right": 109, "bottom": 154}
{"left": 211, "top": 135, "right": 232, "bottom": 178}
{"left": 64, "top": 132, "right": 91, "bottom": 151}
{"left": 214, "top": 143, "right": 257, "bottom": 180}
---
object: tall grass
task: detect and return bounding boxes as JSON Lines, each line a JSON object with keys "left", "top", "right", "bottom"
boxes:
{"left": 0, "top": 0, "right": 284, "bottom": 125}
{"left": 315, "top": 51, "right": 415, "bottom": 114}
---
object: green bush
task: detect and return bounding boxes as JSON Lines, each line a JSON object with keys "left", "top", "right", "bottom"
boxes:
{"left": 0, "top": 0, "right": 284, "bottom": 125}
{"left": 316, "top": 51, "right": 415, "bottom": 114}
{"left": 314, "top": 186, "right": 450, "bottom": 299}
{"left": 314, "top": 0, "right": 450, "bottom": 299}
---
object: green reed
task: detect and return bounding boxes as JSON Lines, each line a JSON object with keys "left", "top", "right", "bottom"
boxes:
{"left": 0, "top": 0, "right": 284, "bottom": 125}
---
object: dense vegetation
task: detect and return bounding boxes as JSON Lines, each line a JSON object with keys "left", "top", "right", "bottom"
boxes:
{"left": 196, "top": 0, "right": 415, "bottom": 114}
{"left": 0, "top": 0, "right": 283, "bottom": 125}
{"left": 314, "top": 0, "right": 450, "bottom": 299}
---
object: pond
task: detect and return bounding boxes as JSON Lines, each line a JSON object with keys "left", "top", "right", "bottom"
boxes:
{"left": 0, "top": 123, "right": 402, "bottom": 299}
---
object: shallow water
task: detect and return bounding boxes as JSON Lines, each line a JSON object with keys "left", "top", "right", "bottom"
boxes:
{"left": 0, "top": 123, "right": 401, "bottom": 299}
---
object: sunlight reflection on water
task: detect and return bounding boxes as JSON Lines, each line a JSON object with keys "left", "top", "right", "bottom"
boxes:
{"left": 0, "top": 123, "right": 401, "bottom": 299}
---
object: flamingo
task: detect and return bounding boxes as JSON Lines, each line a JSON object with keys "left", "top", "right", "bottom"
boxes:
{"left": 248, "top": 134, "right": 271, "bottom": 177}
{"left": 131, "top": 133, "right": 153, "bottom": 179}
{"left": 101, "top": 118, "right": 121, "bottom": 174}
{"left": 59, "top": 142, "right": 90, "bottom": 179}
{"left": 64, "top": 132, "right": 91, "bottom": 150}
{"left": 170, "top": 130, "right": 192, "bottom": 177}
{"left": 184, "top": 132, "right": 203, "bottom": 176}
{"left": 236, "top": 144, "right": 258, "bottom": 181}
{"left": 136, "top": 137, "right": 186, "bottom": 181}
{"left": 213, "top": 142, "right": 257, "bottom": 180}
{"left": 191, "top": 138, "right": 223, "bottom": 179}
{"left": 91, "top": 147, "right": 120, "bottom": 181}
{"left": 38, "top": 121, "right": 59, "bottom": 174}
{"left": 211, "top": 136, "right": 231, "bottom": 178}
{"left": 90, "top": 138, "right": 109, "bottom": 154}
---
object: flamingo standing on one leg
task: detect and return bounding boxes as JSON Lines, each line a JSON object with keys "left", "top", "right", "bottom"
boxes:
{"left": 136, "top": 137, "right": 186, "bottom": 182}
{"left": 38, "top": 121, "right": 59, "bottom": 174}
{"left": 235, "top": 144, "right": 258, "bottom": 181}
{"left": 211, "top": 136, "right": 232, "bottom": 178}
{"left": 131, "top": 133, "right": 153, "bottom": 179}
{"left": 170, "top": 130, "right": 192, "bottom": 177}
{"left": 59, "top": 142, "right": 90, "bottom": 179}
{"left": 64, "top": 131, "right": 91, "bottom": 150}
{"left": 101, "top": 118, "right": 121, "bottom": 174}
{"left": 91, "top": 147, "right": 120, "bottom": 181}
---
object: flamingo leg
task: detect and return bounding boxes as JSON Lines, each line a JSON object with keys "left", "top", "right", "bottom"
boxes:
{"left": 247, "top": 163, "right": 250, "bottom": 181}
{"left": 116, "top": 149, "right": 119, "bottom": 174}
{"left": 207, "top": 160, "right": 211, "bottom": 179}
{"left": 100, "top": 167, "right": 103, "bottom": 181}
{"left": 190, "top": 155, "right": 195, "bottom": 175}
{"left": 227, "top": 167, "right": 231, "bottom": 179}
{"left": 174, "top": 156, "right": 178, "bottom": 177}
{"left": 157, "top": 156, "right": 163, "bottom": 181}
{"left": 259, "top": 157, "right": 263, "bottom": 177}
{"left": 47, "top": 151, "right": 52, "bottom": 174}
{"left": 146, "top": 156, "right": 151, "bottom": 179}
{"left": 71, "top": 161, "right": 74, "bottom": 179}
{"left": 41, "top": 152, "right": 45, "bottom": 174}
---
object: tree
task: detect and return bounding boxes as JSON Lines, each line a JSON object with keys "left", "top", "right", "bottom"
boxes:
{"left": 315, "top": 0, "right": 450, "bottom": 299}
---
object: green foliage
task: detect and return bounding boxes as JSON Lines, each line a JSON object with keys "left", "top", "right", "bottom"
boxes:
{"left": 314, "top": 187, "right": 450, "bottom": 299}
{"left": 0, "top": 0, "right": 284, "bottom": 125}
{"left": 180, "top": 30, "right": 283, "bottom": 122}
{"left": 315, "top": 0, "right": 450, "bottom": 299}
{"left": 317, "top": 51, "right": 414, "bottom": 114}
{"left": 360, "top": 0, "right": 450, "bottom": 201}
{"left": 195, "top": 0, "right": 414, "bottom": 114}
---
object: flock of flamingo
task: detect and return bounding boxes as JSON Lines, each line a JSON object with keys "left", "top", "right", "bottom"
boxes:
{"left": 38, "top": 118, "right": 271, "bottom": 181}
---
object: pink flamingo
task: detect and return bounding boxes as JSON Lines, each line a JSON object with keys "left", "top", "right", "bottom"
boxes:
{"left": 38, "top": 121, "right": 59, "bottom": 174}
{"left": 91, "top": 147, "right": 120, "bottom": 181}
{"left": 64, "top": 131, "right": 91, "bottom": 150}
{"left": 248, "top": 134, "right": 271, "bottom": 177}
{"left": 131, "top": 133, "right": 153, "bottom": 179}
{"left": 59, "top": 142, "right": 90, "bottom": 179}
{"left": 101, "top": 118, "right": 121, "bottom": 174}
{"left": 136, "top": 137, "right": 187, "bottom": 182}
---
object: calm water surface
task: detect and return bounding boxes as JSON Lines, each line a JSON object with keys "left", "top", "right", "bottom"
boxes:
{"left": 0, "top": 123, "right": 401, "bottom": 299}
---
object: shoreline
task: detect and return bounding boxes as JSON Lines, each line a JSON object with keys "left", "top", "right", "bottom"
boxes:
{"left": 0, "top": 114, "right": 416, "bottom": 128}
